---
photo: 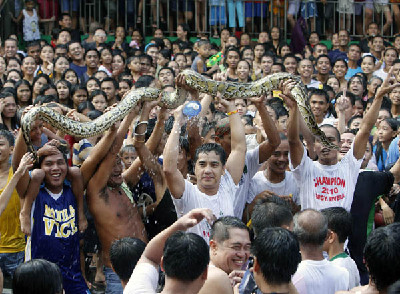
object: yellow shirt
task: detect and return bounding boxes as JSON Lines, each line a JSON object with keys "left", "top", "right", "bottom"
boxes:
{"left": 0, "top": 168, "right": 26, "bottom": 253}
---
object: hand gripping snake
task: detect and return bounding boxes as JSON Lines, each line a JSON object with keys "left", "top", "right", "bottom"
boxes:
{"left": 21, "top": 70, "right": 338, "bottom": 159}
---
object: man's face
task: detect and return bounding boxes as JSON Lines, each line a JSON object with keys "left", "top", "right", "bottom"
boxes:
{"left": 194, "top": 151, "right": 225, "bottom": 191}
{"left": 268, "top": 140, "right": 289, "bottom": 175}
{"left": 4, "top": 40, "right": 17, "bottom": 58}
{"left": 283, "top": 57, "right": 297, "bottom": 75}
{"left": 339, "top": 132, "right": 355, "bottom": 159}
{"left": 147, "top": 47, "right": 159, "bottom": 65}
{"left": 55, "top": 47, "right": 67, "bottom": 58}
{"left": 368, "top": 23, "right": 378, "bottom": 36}
{"left": 313, "top": 45, "right": 328, "bottom": 59}
{"left": 0, "top": 135, "right": 13, "bottom": 163}
{"left": 107, "top": 156, "right": 123, "bottom": 187}
{"left": 309, "top": 94, "right": 328, "bottom": 119}
{"left": 338, "top": 30, "right": 349, "bottom": 47}
{"left": 60, "top": 15, "right": 72, "bottom": 28}
{"left": 158, "top": 69, "right": 174, "bottom": 87}
{"left": 261, "top": 56, "right": 273, "bottom": 75}
{"left": 314, "top": 127, "right": 340, "bottom": 165}
{"left": 57, "top": 31, "right": 71, "bottom": 45}
{"left": 101, "top": 81, "right": 116, "bottom": 101}
{"left": 390, "top": 86, "right": 400, "bottom": 106}
{"left": 140, "top": 58, "right": 151, "bottom": 73}
{"left": 85, "top": 50, "right": 99, "bottom": 69}
{"left": 298, "top": 59, "right": 313, "bottom": 78}
{"left": 316, "top": 57, "right": 331, "bottom": 75}
{"left": 27, "top": 45, "right": 41, "bottom": 64}
{"left": 41, "top": 152, "right": 67, "bottom": 193}
{"left": 68, "top": 43, "right": 83, "bottom": 61}
{"left": 348, "top": 45, "right": 361, "bottom": 62}
{"left": 372, "top": 37, "right": 384, "bottom": 53}
{"left": 393, "top": 63, "right": 400, "bottom": 82}
{"left": 94, "top": 29, "right": 107, "bottom": 45}
{"left": 211, "top": 228, "right": 251, "bottom": 273}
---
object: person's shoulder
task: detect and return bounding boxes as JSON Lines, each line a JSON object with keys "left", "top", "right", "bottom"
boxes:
{"left": 201, "top": 266, "right": 232, "bottom": 293}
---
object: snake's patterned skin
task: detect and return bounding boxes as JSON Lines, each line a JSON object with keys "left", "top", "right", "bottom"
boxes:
{"left": 21, "top": 69, "right": 337, "bottom": 158}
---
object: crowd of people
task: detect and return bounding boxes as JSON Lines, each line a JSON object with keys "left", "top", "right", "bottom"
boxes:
{"left": 1, "top": 9, "right": 400, "bottom": 294}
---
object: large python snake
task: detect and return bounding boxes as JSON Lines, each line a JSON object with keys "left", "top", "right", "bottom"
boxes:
{"left": 21, "top": 70, "right": 338, "bottom": 158}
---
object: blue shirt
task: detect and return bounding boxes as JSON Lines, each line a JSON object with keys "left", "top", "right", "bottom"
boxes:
{"left": 345, "top": 66, "right": 362, "bottom": 80}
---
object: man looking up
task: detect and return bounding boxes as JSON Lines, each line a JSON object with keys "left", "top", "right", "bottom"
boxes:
{"left": 280, "top": 68, "right": 399, "bottom": 211}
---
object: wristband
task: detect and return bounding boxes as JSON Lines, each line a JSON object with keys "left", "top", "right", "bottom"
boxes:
{"left": 226, "top": 109, "right": 238, "bottom": 116}
{"left": 134, "top": 121, "right": 148, "bottom": 136}
{"left": 133, "top": 138, "right": 146, "bottom": 143}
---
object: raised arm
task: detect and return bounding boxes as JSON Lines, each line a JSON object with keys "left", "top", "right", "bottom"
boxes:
{"left": 354, "top": 68, "right": 400, "bottom": 159}
{"left": 251, "top": 95, "right": 280, "bottom": 163}
{"left": 86, "top": 109, "right": 137, "bottom": 195}
{"left": 0, "top": 153, "right": 33, "bottom": 216}
{"left": 279, "top": 80, "right": 304, "bottom": 168}
{"left": 137, "top": 208, "right": 214, "bottom": 267}
{"left": 219, "top": 97, "right": 246, "bottom": 185}
{"left": 163, "top": 105, "right": 186, "bottom": 198}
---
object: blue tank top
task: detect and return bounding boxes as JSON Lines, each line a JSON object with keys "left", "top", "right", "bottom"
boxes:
{"left": 30, "top": 183, "right": 89, "bottom": 294}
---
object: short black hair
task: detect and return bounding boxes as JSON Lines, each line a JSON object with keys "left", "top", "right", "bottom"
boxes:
{"left": 252, "top": 228, "right": 301, "bottom": 284}
{"left": 210, "top": 216, "right": 249, "bottom": 242}
{"left": 364, "top": 223, "right": 400, "bottom": 291}
{"left": 109, "top": 237, "right": 146, "bottom": 282}
{"left": 252, "top": 200, "right": 293, "bottom": 236}
{"left": 135, "top": 75, "right": 155, "bottom": 89}
{"left": 321, "top": 207, "right": 352, "bottom": 243}
{"left": 101, "top": 77, "right": 119, "bottom": 90}
{"left": 0, "top": 129, "right": 15, "bottom": 146}
{"left": 194, "top": 143, "right": 227, "bottom": 166}
{"left": 13, "top": 259, "right": 63, "bottom": 294}
{"left": 163, "top": 231, "right": 209, "bottom": 281}
{"left": 309, "top": 88, "right": 329, "bottom": 104}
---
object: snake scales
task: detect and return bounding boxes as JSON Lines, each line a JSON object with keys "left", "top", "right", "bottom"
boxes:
{"left": 21, "top": 70, "right": 338, "bottom": 158}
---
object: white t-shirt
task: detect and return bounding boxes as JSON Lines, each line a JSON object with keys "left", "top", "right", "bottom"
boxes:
{"left": 331, "top": 254, "right": 360, "bottom": 289}
{"left": 248, "top": 171, "right": 300, "bottom": 205}
{"left": 292, "top": 259, "right": 349, "bottom": 294}
{"left": 290, "top": 145, "right": 362, "bottom": 211}
{"left": 124, "top": 262, "right": 158, "bottom": 294}
{"left": 233, "top": 147, "right": 262, "bottom": 218}
{"left": 172, "top": 170, "right": 239, "bottom": 243}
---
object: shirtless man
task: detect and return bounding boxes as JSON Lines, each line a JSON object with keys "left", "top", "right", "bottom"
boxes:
{"left": 83, "top": 101, "right": 164, "bottom": 293}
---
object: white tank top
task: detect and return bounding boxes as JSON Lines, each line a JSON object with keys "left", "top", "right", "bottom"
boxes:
{"left": 23, "top": 9, "right": 41, "bottom": 41}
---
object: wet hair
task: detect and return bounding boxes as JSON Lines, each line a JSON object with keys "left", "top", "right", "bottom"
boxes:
{"left": 163, "top": 231, "right": 209, "bottom": 281}
{"left": 135, "top": 75, "right": 155, "bottom": 89}
{"left": 109, "top": 237, "right": 146, "bottom": 282}
{"left": 87, "top": 109, "right": 103, "bottom": 120}
{"left": 252, "top": 199, "right": 293, "bottom": 236}
{"left": 364, "top": 223, "right": 400, "bottom": 291}
{"left": 12, "top": 259, "right": 63, "bottom": 294}
{"left": 120, "top": 144, "right": 136, "bottom": 156}
{"left": 252, "top": 228, "right": 301, "bottom": 284}
{"left": 210, "top": 216, "right": 249, "bottom": 243}
{"left": 194, "top": 143, "right": 227, "bottom": 165}
{"left": 321, "top": 207, "right": 352, "bottom": 243}
{"left": 77, "top": 101, "right": 94, "bottom": 114}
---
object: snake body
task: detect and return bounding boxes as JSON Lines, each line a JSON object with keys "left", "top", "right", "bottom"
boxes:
{"left": 21, "top": 70, "right": 337, "bottom": 158}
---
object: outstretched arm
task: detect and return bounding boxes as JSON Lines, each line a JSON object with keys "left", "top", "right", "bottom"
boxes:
{"left": 220, "top": 97, "right": 247, "bottom": 185}
{"left": 138, "top": 208, "right": 214, "bottom": 267}
{"left": 251, "top": 95, "right": 280, "bottom": 163}
{"left": 354, "top": 68, "right": 400, "bottom": 159}
{"left": 0, "top": 153, "right": 33, "bottom": 216}
{"left": 163, "top": 105, "right": 186, "bottom": 198}
{"left": 279, "top": 81, "right": 304, "bottom": 168}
